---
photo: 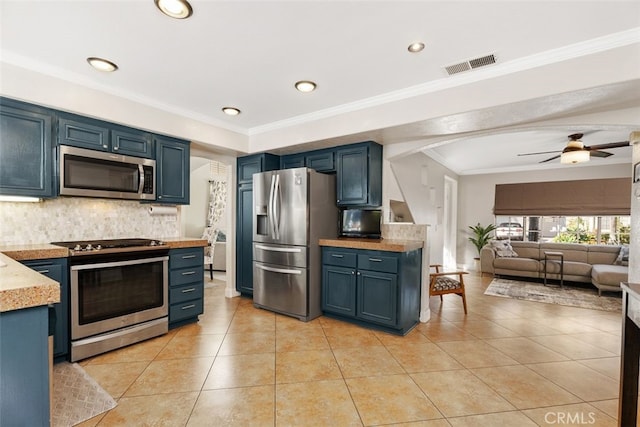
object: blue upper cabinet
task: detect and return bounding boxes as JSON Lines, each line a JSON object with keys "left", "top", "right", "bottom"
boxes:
{"left": 281, "top": 148, "right": 335, "bottom": 173}
{"left": 58, "top": 112, "right": 153, "bottom": 159}
{"left": 336, "top": 141, "right": 382, "bottom": 207}
{"left": 111, "top": 125, "right": 153, "bottom": 158}
{"left": 154, "top": 135, "right": 190, "bottom": 204}
{"left": 238, "top": 153, "right": 280, "bottom": 183}
{"left": 0, "top": 98, "right": 54, "bottom": 198}
{"left": 280, "top": 153, "right": 305, "bottom": 170}
{"left": 58, "top": 113, "right": 109, "bottom": 152}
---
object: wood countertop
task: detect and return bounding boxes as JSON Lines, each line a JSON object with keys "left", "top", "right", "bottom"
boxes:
{"left": 319, "top": 238, "right": 423, "bottom": 253}
{"left": 161, "top": 238, "right": 208, "bottom": 249}
{"left": 0, "top": 253, "right": 60, "bottom": 312}
{"left": 0, "top": 238, "right": 205, "bottom": 313}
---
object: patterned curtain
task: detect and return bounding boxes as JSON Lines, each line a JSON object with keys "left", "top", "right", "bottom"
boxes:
{"left": 203, "top": 179, "right": 227, "bottom": 263}
{"left": 206, "top": 179, "right": 227, "bottom": 235}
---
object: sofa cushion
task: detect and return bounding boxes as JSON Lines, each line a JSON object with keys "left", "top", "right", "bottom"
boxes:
{"left": 509, "top": 241, "right": 541, "bottom": 260}
{"left": 540, "top": 243, "right": 588, "bottom": 263}
{"left": 588, "top": 245, "right": 620, "bottom": 265}
{"left": 592, "top": 264, "right": 628, "bottom": 287}
{"left": 494, "top": 256, "right": 541, "bottom": 272}
{"left": 542, "top": 260, "right": 592, "bottom": 277}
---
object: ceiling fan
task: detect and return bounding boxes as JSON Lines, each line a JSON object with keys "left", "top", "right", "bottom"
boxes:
{"left": 517, "top": 133, "right": 630, "bottom": 164}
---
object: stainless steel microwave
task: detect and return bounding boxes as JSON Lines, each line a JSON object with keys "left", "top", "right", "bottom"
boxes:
{"left": 59, "top": 145, "right": 155, "bottom": 200}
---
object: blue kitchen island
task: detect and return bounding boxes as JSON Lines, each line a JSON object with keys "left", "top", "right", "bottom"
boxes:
{"left": 319, "top": 238, "right": 423, "bottom": 335}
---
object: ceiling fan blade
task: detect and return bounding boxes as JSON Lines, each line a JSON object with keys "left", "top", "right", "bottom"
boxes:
{"left": 585, "top": 141, "right": 629, "bottom": 151}
{"left": 539, "top": 154, "right": 561, "bottom": 163}
{"left": 517, "top": 150, "right": 560, "bottom": 157}
{"left": 589, "top": 150, "right": 614, "bottom": 158}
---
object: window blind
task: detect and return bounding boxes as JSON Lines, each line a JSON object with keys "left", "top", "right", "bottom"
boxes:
{"left": 494, "top": 178, "right": 631, "bottom": 216}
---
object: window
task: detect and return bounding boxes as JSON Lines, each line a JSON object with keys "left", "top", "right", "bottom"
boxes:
{"left": 494, "top": 215, "right": 629, "bottom": 245}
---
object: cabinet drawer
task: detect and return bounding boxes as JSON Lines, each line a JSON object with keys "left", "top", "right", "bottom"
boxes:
{"left": 24, "top": 262, "right": 62, "bottom": 283}
{"left": 170, "top": 282, "right": 203, "bottom": 305}
{"left": 357, "top": 254, "right": 398, "bottom": 273}
{"left": 170, "top": 266, "right": 204, "bottom": 287}
{"left": 170, "top": 248, "right": 203, "bottom": 269}
{"left": 170, "top": 298, "right": 204, "bottom": 323}
{"left": 323, "top": 249, "right": 357, "bottom": 268}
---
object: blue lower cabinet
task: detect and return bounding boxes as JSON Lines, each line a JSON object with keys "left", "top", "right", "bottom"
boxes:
{"left": 0, "top": 305, "right": 50, "bottom": 426}
{"left": 357, "top": 270, "right": 397, "bottom": 326}
{"left": 322, "top": 265, "right": 357, "bottom": 317}
{"left": 321, "top": 246, "right": 421, "bottom": 335}
{"left": 22, "top": 258, "right": 69, "bottom": 361}
{"left": 168, "top": 247, "right": 204, "bottom": 328}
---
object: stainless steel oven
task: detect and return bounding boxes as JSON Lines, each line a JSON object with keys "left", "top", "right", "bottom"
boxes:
{"left": 53, "top": 239, "right": 169, "bottom": 361}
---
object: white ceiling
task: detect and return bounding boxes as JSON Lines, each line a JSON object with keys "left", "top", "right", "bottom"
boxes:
{"left": 1, "top": 1, "right": 639, "bottom": 174}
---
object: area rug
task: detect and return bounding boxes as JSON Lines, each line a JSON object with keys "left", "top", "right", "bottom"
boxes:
{"left": 484, "top": 278, "right": 622, "bottom": 312}
{"left": 52, "top": 362, "right": 116, "bottom": 427}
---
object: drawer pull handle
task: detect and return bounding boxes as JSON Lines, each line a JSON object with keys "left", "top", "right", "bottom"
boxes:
{"left": 182, "top": 255, "right": 196, "bottom": 259}
{"left": 36, "top": 269, "right": 50, "bottom": 274}
{"left": 182, "top": 271, "right": 196, "bottom": 276}
{"left": 369, "top": 258, "right": 382, "bottom": 262}
{"left": 331, "top": 254, "right": 344, "bottom": 258}
{"left": 181, "top": 288, "right": 196, "bottom": 293}
{"left": 181, "top": 304, "right": 196, "bottom": 310}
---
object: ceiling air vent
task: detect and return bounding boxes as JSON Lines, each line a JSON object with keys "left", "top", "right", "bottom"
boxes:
{"left": 445, "top": 53, "right": 496, "bottom": 76}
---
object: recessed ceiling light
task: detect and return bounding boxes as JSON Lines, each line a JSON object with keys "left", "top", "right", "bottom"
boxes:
{"left": 86, "top": 57, "right": 118, "bottom": 72}
{"left": 295, "top": 80, "right": 317, "bottom": 93}
{"left": 222, "top": 107, "right": 241, "bottom": 116}
{"left": 408, "top": 42, "right": 425, "bottom": 53}
{"left": 154, "top": 0, "right": 193, "bottom": 19}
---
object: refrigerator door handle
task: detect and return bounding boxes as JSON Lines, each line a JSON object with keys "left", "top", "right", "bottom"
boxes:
{"left": 268, "top": 174, "right": 276, "bottom": 239}
{"left": 255, "top": 244, "right": 303, "bottom": 253}
{"left": 273, "top": 173, "right": 281, "bottom": 240}
{"left": 256, "top": 264, "right": 302, "bottom": 275}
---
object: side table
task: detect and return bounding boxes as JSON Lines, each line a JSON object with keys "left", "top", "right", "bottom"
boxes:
{"left": 543, "top": 251, "right": 564, "bottom": 288}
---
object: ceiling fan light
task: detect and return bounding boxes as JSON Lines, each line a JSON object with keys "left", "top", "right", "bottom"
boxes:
{"left": 560, "top": 150, "right": 590, "bottom": 164}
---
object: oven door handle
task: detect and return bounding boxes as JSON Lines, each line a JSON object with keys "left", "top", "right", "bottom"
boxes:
{"left": 70, "top": 255, "right": 169, "bottom": 270}
{"left": 138, "top": 164, "right": 145, "bottom": 194}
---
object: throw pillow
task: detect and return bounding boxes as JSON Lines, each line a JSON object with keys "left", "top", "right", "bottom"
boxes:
{"left": 487, "top": 239, "right": 518, "bottom": 257}
{"left": 616, "top": 245, "right": 629, "bottom": 266}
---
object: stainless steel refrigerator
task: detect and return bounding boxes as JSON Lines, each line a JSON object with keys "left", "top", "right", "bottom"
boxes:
{"left": 253, "top": 167, "right": 337, "bottom": 321}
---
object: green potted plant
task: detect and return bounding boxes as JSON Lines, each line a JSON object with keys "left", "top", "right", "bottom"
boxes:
{"left": 468, "top": 223, "right": 496, "bottom": 270}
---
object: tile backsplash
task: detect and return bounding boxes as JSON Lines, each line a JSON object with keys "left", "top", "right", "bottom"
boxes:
{"left": 381, "top": 223, "right": 428, "bottom": 241}
{"left": 0, "top": 198, "right": 181, "bottom": 245}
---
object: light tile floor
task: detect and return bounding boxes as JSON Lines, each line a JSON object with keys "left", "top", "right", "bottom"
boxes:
{"left": 77, "top": 272, "right": 634, "bottom": 426}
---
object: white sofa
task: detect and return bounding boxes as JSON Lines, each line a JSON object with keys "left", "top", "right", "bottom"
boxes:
{"left": 481, "top": 241, "right": 628, "bottom": 295}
